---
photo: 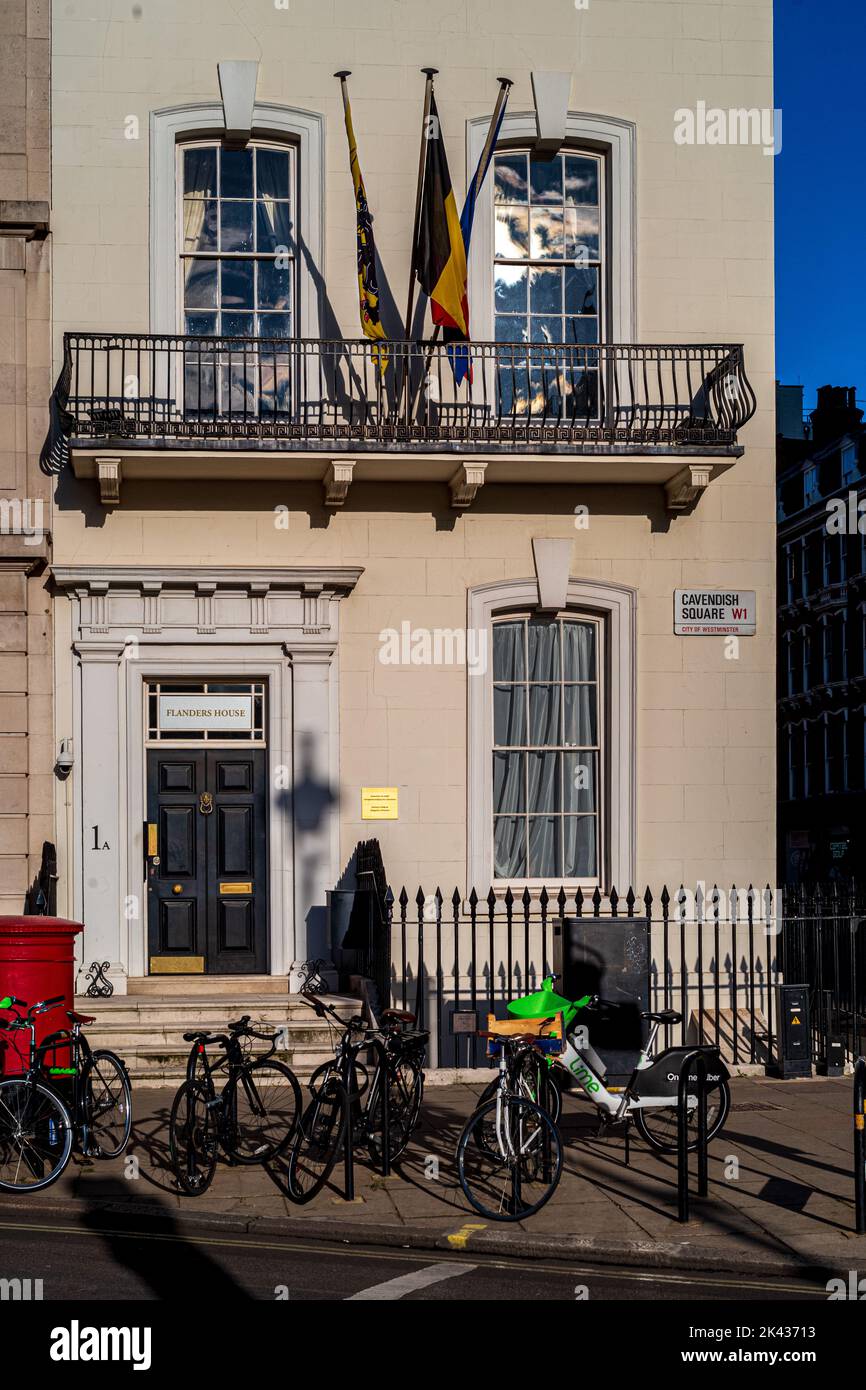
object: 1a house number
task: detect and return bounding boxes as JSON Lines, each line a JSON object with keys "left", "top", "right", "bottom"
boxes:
{"left": 91, "top": 825, "right": 110, "bottom": 851}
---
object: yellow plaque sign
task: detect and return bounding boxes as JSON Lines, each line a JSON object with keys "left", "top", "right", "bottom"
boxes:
{"left": 219, "top": 882, "right": 252, "bottom": 895}
{"left": 361, "top": 787, "right": 399, "bottom": 820}
{"left": 150, "top": 956, "right": 205, "bottom": 974}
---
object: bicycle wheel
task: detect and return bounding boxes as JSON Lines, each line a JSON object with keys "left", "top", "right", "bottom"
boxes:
{"left": 457, "top": 1095, "right": 562, "bottom": 1222}
{"left": 285, "top": 1076, "right": 348, "bottom": 1203}
{"left": 169, "top": 1081, "right": 218, "bottom": 1195}
{"left": 474, "top": 1055, "right": 560, "bottom": 1155}
{"left": 227, "top": 1060, "right": 302, "bottom": 1164}
{"left": 83, "top": 1049, "right": 132, "bottom": 1159}
{"left": 366, "top": 1056, "right": 424, "bottom": 1165}
{"left": 634, "top": 1080, "right": 731, "bottom": 1153}
{"left": 0, "top": 1078, "right": 73, "bottom": 1193}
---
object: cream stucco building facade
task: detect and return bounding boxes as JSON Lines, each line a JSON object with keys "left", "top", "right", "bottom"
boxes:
{"left": 46, "top": 0, "right": 775, "bottom": 993}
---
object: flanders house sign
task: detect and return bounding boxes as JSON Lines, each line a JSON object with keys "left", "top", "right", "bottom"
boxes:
{"left": 674, "top": 590, "right": 756, "bottom": 636}
{"left": 158, "top": 695, "right": 254, "bottom": 732}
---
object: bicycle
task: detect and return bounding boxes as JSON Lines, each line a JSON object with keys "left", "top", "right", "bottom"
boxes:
{"left": 168, "top": 1014, "right": 302, "bottom": 1195}
{"left": 0, "top": 994, "right": 131, "bottom": 1193}
{"left": 285, "top": 992, "right": 427, "bottom": 1203}
{"left": 457, "top": 1028, "right": 564, "bottom": 1222}
{"left": 489, "top": 975, "right": 731, "bottom": 1153}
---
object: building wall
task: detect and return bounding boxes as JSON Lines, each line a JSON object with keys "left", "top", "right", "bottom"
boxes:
{"left": 0, "top": 0, "right": 52, "bottom": 913}
{"left": 49, "top": 0, "right": 776, "bottom": 930}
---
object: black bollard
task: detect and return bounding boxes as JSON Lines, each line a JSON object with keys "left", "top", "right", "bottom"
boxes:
{"left": 855, "top": 1057, "right": 866, "bottom": 1234}
{"left": 677, "top": 1049, "right": 709, "bottom": 1222}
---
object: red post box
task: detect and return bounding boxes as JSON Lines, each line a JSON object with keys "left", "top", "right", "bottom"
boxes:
{"left": 0, "top": 917, "right": 84, "bottom": 1075}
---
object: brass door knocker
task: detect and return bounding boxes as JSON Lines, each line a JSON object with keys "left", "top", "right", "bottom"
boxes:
{"left": 199, "top": 791, "right": 214, "bottom": 815}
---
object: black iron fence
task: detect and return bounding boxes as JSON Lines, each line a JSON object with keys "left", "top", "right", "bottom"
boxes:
{"left": 41, "top": 333, "right": 756, "bottom": 470}
{"left": 379, "top": 882, "right": 866, "bottom": 1072}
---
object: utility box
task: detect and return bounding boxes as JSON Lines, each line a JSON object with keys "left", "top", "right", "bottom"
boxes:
{"left": 0, "top": 917, "right": 83, "bottom": 1075}
{"left": 552, "top": 916, "right": 648, "bottom": 1084}
{"left": 774, "top": 983, "right": 812, "bottom": 1079}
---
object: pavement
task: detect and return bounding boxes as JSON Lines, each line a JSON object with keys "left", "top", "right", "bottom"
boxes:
{"left": 6, "top": 1073, "right": 866, "bottom": 1281}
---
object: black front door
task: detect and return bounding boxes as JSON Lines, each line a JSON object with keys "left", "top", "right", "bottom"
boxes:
{"left": 146, "top": 748, "right": 268, "bottom": 974}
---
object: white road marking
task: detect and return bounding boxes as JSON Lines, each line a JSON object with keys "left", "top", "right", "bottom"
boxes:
{"left": 346, "top": 1261, "right": 477, "bottom": 1300}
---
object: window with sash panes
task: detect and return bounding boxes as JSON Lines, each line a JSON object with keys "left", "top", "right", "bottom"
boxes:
{"left": 492, "top": 615, "right": 602, "bottom": 884}
{"left": 179, "top": 141, "right": 295, "bottom": 417}
{"left": 493, "top": 149, "right": 603, "bottom": 420}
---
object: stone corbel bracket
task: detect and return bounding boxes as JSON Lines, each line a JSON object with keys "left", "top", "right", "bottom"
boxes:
{"left": 97, "top": 457, "right": 122, "bottom": 507}
{"left": 449, "top": 461, "right": 487, "bottom": 509}
{"left": 665, "top": 464, "right": 712, "bottom": 513}
{"left": 324, "top": 460, "right": 355, "bottom": 507}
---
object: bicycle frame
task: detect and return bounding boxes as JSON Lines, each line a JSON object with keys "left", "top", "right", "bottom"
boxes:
{"left": 552, "top": 1018, "right": 697, "bottom": 1118}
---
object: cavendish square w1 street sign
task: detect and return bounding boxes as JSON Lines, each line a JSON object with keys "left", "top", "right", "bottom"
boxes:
{"left": 674, "top": 589, "right": 756, "bottom": 636}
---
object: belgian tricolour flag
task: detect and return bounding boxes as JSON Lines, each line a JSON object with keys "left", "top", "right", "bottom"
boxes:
{"left": 416, "top": 94, "right": 468, "bottom": 338}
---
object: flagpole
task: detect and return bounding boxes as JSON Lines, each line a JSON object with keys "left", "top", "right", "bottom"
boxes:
{"left": 404, "top": 67, "right": 438, "bottom": 342}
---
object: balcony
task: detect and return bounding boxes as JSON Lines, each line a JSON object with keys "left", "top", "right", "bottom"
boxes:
{"left": 43, "top": 332, "right": 756, "bottom": 508}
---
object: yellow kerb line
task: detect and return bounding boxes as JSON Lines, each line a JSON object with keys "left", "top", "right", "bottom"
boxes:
{"left": 446, "top": 1223, "right": 486, "bottom": 1248}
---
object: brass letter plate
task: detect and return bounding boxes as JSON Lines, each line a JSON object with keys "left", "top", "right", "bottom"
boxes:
{"left": 219, "top": 882, "right": 252, "bottom": 895}
{"left": 150, "top": 956, "right": 205, "bottom": 974}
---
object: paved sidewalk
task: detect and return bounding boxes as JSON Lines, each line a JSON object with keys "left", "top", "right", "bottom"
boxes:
{"left": 13, "top": 1075, "right": 866, "bottom": 1277}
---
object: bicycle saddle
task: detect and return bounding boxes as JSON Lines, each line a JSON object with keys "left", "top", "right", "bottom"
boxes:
{"left": 640, "top": 1009, "right": 683, "bottom": 1025}
{"left": 380, "top": 1008, "right": 416, "bottom": 1025}
{"left": 67, "top": 1010, "right": 96, "bottom": 1025}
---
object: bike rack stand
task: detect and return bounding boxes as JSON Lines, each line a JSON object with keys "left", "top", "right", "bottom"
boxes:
{"left": 676, "top": 1048, "right": 709, "bottom": 1223}
{"left": 854, "top": 1056, "right": 866, "bottom": 1234}
{"left": 341, "top": 1036, "right": 391, "bottom": 1202}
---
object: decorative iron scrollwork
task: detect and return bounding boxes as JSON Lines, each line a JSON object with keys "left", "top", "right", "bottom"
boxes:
{"left": 296, "top": 958, "right": 329, "bottom": 995}
{"left": 84, "top": 961, "right": 114, "bottom": 998}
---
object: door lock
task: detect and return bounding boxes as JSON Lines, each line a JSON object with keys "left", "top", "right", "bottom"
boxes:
{"left": 199, "top": 792, "right": 214, "bottom": 815}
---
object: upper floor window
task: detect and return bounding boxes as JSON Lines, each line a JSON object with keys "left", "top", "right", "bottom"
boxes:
{"left": 179, "top": 141, "right": 295, "bottom": 340}
{"left": 492, "top": 614, "right": 601, "bottom": 883}
{"left": 493, "top": 150, "right": 603, "bottom": 349}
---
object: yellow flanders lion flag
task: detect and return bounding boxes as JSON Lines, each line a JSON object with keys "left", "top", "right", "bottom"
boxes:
{"left": 339, "top": 76, "right": 388, "bottom": 373}
{"left": 415, "top": 92, "right": 468, "bottom": 338}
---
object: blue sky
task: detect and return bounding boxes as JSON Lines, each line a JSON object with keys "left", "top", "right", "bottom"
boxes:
{"left": 774, "top": 0, "right": 866, "bottom": 413}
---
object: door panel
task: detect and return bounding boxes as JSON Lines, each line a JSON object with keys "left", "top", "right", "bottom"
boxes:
{"left": 147, "top": 745, "right": 268, "bottom": 975}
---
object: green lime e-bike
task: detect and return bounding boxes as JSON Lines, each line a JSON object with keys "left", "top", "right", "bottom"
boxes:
{"left": 475, "top": 975, "right": 731, "bottom": 1154}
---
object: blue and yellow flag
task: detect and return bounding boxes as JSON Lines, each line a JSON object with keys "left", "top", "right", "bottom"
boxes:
{"left": 340, "top": 81, "right": 388, "bottom": 373}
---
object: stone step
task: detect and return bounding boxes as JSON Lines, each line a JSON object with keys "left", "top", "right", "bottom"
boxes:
{"left": 126, "top": 975, "right": 294, "bottom": 998}
{"left": 120, "top": 1044, "right": 336, "bottom": 1084}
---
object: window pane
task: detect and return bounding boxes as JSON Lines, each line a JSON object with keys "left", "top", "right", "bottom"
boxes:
{"left": 529, "top": 817, "right": 560, "bottom": 877}
{"left": 564, "top": 155, "right": 599, "bottom": 205}
{"left": 565, "top": 206, "right": 600, "bottom": 259}
{"left": 530, "top": 208, "right": 564, "bottom": 260}
{"left": 493, "top": 751, "right": 525, "bottom": 814}
{"left": 257, "top": 201, "right": 292, "bottom": 253}
{"left": 530, "top": 156, "right": 563, "bottom": 205}
{"left": 528, "top": 621, "right": 560, "bottom": 680}
{"left": 183, "top": 146, "right": 217, "bottom": 197}
{"left": 184, "top": 311, "right": 217, "bottom": 335}
{"left": 220, "top": 147, "right": 253, "bottom": 198}
{"left": 493, "top": 620, "right": 526, "bottom": 681}
{"left": 221, "top": 312, "right": 255, "bottom": 337}
{"left": 257, "top": 258, "right": 292, "bottom": 309}
{"left": 566, "top": 316, "right": 598, "bottom": 344}
{"left": 494, "top": 153, "right": 528, "bottom": 203}
{"left": 528, "top": 751, "right": 560, "bottom": 813}
{"left": 563, "top": 685, "right": 597, "bottom": 746}
{"left": 257, "top": 311, "right": 292, "bottom": 339}
{"left": 495, "top": 315, "right": 528, "bottom": 344}
{"left": 221, "top": 260, "right": 254, "bottom": 308}
{"left": 495, "top": 817, "right": 526, "bottom": 878}
{"left": 565, "top": 265, "right": 598, "bottom": 316}
{"left": 183, "top": 199, "right": 217, "bottom": 252}
{"left": 495, "top": 206, "right": 529, "bottom": 259}
{"left": 529, "top": 267, "right": 562, "bottom": 315}
{"left": 494, "top": 684, "right": 526, "bottom": 746}
{"left": 529, "top": 685, "right": 560, "bottom": 746}
{"left": 495, "top": 265, "right": 527, "bottom": 314}
{"left": 563, "top": 816, "right": 596, "bottom": 877}
{"left": 183, "top": 258, "right": 218, "bottom": 309}
{"left": 259, "top": 353, "right": 292, "bottom": 413}
{"left": 530, "top": 316, "right": 561, "bottom": 345}
{"left": 257, "top": 148, "right": 290, "bottom": 200}
{"left": 562, "top": 622, "right": 596, "bottom": 680}
{"left": 220, "top": 200, "right": 254, "bottom": 253}
{"left": 564, "top": 751, "right": 596, "bottom": 812}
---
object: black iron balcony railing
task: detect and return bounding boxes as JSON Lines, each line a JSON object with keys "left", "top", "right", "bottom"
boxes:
{"left": 40, "top": 332, "right": 757, "bottom": 473}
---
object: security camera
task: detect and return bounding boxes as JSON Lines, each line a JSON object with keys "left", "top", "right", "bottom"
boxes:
{"left": 55, "top": 738, "right": 74, "bottom": 776}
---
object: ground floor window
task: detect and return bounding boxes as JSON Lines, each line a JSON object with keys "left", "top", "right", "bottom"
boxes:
{"left": 492, "top": 613, "right": 601, "bottom": 882}
{"left": 146, "top": 680, "right": 266, "bottom": 743}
